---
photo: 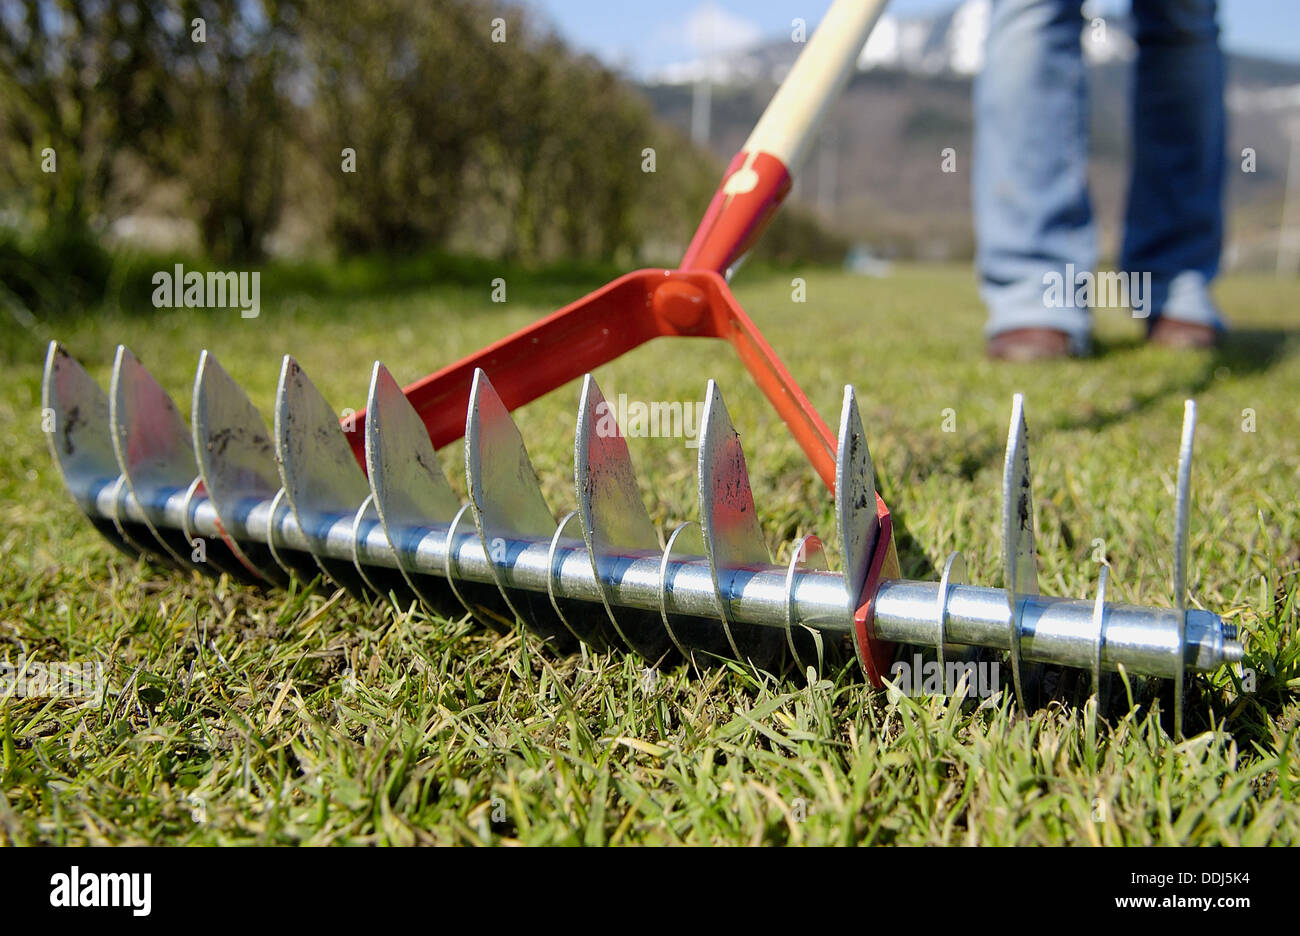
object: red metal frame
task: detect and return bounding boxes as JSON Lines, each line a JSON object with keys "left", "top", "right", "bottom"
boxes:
{"left": 854, "top": 508, "right": 899, "bottom": 687}
{"left": 680, "top": 152, "right": 793, "bottom": 275}
{"left": 344, "top": 267, "right": 839, "bottom": 483}
{"left": 343, "top": 146, "right": 895, "bottom": 679}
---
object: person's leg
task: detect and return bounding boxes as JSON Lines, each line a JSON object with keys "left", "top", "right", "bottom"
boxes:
{"left": 975, "top": 0, "right": 1093, "bottom": 355}
{"left": 1121, "top": 0, "right": 1226, "bottom": 336}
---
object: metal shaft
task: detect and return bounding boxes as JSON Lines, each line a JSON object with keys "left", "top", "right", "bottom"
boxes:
{"left": 43, "top": 342, "right": 1244, "bottom": 700}
{"left": 873, "top": 582, "right": 1238, "bottom": 679}
{"left": 90, "top": 473, "right": 1241, "bottom": 677}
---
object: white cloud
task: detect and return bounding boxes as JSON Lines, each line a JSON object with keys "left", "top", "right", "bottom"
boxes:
{"left": 683, "top": 2, "right": 762, "bottom": 56}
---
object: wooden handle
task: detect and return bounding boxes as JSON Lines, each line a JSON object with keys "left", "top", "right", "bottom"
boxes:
{"left": 743, "top": 0, "right": 889, "bottom": 173}
{"left": 679, "top": 0, "right": 889, "bottom": 274}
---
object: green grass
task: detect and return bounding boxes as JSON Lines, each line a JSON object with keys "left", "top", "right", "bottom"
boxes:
{"left": 1, "top": 262, "right": 1297, "bottom": 844}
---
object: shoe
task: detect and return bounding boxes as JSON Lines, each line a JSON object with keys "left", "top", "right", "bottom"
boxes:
{"left": 1148, "top": 317, "right": 1218, "bottom": 350}
{"left": 987, "top": 328, "right": 1072, "bottom": 361}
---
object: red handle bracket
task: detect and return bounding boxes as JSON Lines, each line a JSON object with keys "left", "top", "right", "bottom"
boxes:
{"left": 345, "top": 266, "right": 839, "bottom": 491}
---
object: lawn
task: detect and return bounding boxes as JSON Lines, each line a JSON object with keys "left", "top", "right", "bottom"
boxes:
{"left": 1, "top": 260, "right": 1297, "bottom": 844}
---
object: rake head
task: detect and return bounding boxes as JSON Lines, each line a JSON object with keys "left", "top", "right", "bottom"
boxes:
{"left": 37, "top": 0, "right": 1244, "bottom": 737}
{"left": 44, "top": 331, "right": 1240, "bottom": 736}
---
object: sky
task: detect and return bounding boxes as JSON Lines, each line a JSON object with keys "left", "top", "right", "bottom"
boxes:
{"left": 524, "top": 0, "right": 1300, "bottom": 77}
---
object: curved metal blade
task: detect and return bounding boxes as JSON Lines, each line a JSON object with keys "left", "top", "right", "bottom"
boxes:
{"left": 936, "top": 550, "right": 967, "bottom": 694}
{"left": 1091, "top": 564, "right": 1109, "bottom": 699}
{"left": 273, "top": 355, "right": 375, "bottom": 599}
{"left": 344, "top": 493, "right": 424, "bottom": 607}
{"left": 108, "top": 346, "right": 196, "bottom": 568}
{"left": 41, "top": 342, "right": 147, "bottom": 558}
{"left": 365, "top": 362, "right": 476, "bottom": 619}
{"left": 349, "top": 494, "right": 397, "bottom": 600}
{"left": 547, "top": 510, "right": 621, "bottom": 650}
{"left": 445, "top": 502, "right": 516, "bottom": 635}
{"left": 192, "top": 350, "right": 289, "bottom": 585}
{"left": 1172, "top": 399, "right": 1197, "bottom": 739}
{"left": 110, "top": 346, "right": 256, "bottom": 581}
{"left": 698, "top": 380, "right": 784, "bottom": 671}
{"left": 1001, "top": 393, "right": 1038, "bottom": 710}
{"left": 659, "top": 521, "right": 731, "bottom": 664}
{"left": 575, "top": 374, "right": 676, "bottom": 663}
{"left": 264, "top": 485, "right": 321, "bottom": 585}
{"left": 785, "top": 534, "right": 836, "bottom": 673}
{"left": 835, "top": 385, "right": 880, "bottom": 676}
{"left": 465, "top": 369, "right": 577, "bottom": 651}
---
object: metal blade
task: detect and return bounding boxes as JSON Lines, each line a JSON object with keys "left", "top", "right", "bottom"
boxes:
{"left": 192, "top": 350, "right": 289, "bottom": 585}
{"left": 41, "top": 342, "right": 147, "bottom": 558}
{"left": 547, "top": 509, "right": 623, "bottom": 650}
{"left": 835, "top": 385, "right": 880, "bottom": 675}
{"left": 575, "top": 374, "right": 676, "bottom": 662}
{"left": 785, "top": 534, "right": 835, "bottom": 673}
{"left": 444, "top": 502, "right": 516, "bottom": 635}
{"left": 1172, "top": 399, "right": 1197, "bottom": 738}
{"left": 1091, "top": 565, "right": 1109, "bottom": 698}
{"left": 365, "top": 362, "right": 477, "bottom": 619}
{"left": 109, "top": 346, "right": 256, "bottom": 581}
{"left": 698, "top": 380, "right": 784, "bottom": 671}
{"left": 349, "top": 493, "right": 409, "bottom": 602}
{"left": 936, "top": 551, "right": 967, "bottom": 694}
{"left": 659, "top": 520, "right": 732, "bottom": 663}
{"left": 262, "top": 484, "right": 320, "bottom": 584}
{"left": 108, "top": 346, "right": 196, "bottom": 568}
{"left": 273, "top": 355, "right": 375, "bottom": 598}
{"left": 1001, "top": 393, "right": 1038, "bottom": 709}
{"left": 465, "top": 368, "right": 578, "bottom": 650}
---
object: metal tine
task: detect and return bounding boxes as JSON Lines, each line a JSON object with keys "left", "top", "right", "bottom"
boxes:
{"left": 835, "top": 385, "right": 880, "bottom": 678}
{"left": 1091, "top": 565, "right": 1109, "bottom": 699}
{"left": 1172, "top": 399, "right": 1197, "bottom": 739}
{"left": 936, "top": 551, "right": 966, "bottom": 695}
{"left": 464, "top": 368, "right": 578, "bottom": 651}
{"left": 445, "top": 502, "right": 516, "bottom": 635}
{"left": 1001, "top": 393, "right": 1039, "bottom": 711}
{"left": 193, "top": 350, "right": 291, "bottom": 586}
{"left": 345, "top": 489, "right": 428, "bottom": 609}
{"left": 42, "top": 342, "right": 148, "bottom": 559}
{"left": 698, "top": 380, "right": 786, "bottom": 671}
{"left": 264, "top": 487, "right": 320, "bottom": 585}
{"left": 785, "top": 534, "right": 834, "bottom": 674}
{"left": 660, "top": 521, "right": 733, "bottom": 664}
{"left": 107, "top": 346, "right": 195, "bottom": 568}
{"left": 548, "top": 510, "right": 623, "bottom": 650}
{"left": 109, "top": 346, "right": 259, "bottom": 582}
{"left": 349, "top": 494, "right": 400, "bottom": 601}
{"left": 273, "top": 355, "right": 381, "bottom": 600}
{"left": 575, "top": 374, "right": 677, "bottom": 663}
{"left": 365, "top": 362, "right": 483, "bottom": 620}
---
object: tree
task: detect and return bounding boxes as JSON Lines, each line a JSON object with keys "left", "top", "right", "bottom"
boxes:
{"left": 300, "top": 0, "right": 501, "bottom": 253}
{"left": 0, "top": 0, "right": 174, "bottom": 234}
{"left": 156, "top": 0, "right": 300, "bottom": 261}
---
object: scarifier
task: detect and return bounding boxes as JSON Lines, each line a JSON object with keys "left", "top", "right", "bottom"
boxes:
{"left": 43, "top": 0, "right": 1240, "bottom": 736}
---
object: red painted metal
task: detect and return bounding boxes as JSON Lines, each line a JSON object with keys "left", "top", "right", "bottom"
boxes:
{"left": 680, "top": 151, "right": 793, "bottom": 276}
{"left": 853, "top": 502, "right": 900, "bottom": 687}
{"left": 344, "top": 267, "right": 839, "bottom": 491}
{"left": 339, "top": 139, "right": 896, "bottom": 678}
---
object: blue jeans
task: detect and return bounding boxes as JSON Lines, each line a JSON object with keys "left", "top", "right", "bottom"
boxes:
{"left": 974, "top": 0, "right": 1226, "bottom": 349}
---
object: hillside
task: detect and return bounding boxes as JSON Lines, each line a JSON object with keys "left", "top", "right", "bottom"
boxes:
{"left": 641, "top": 5, "right": 1300, "bottom": 268}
